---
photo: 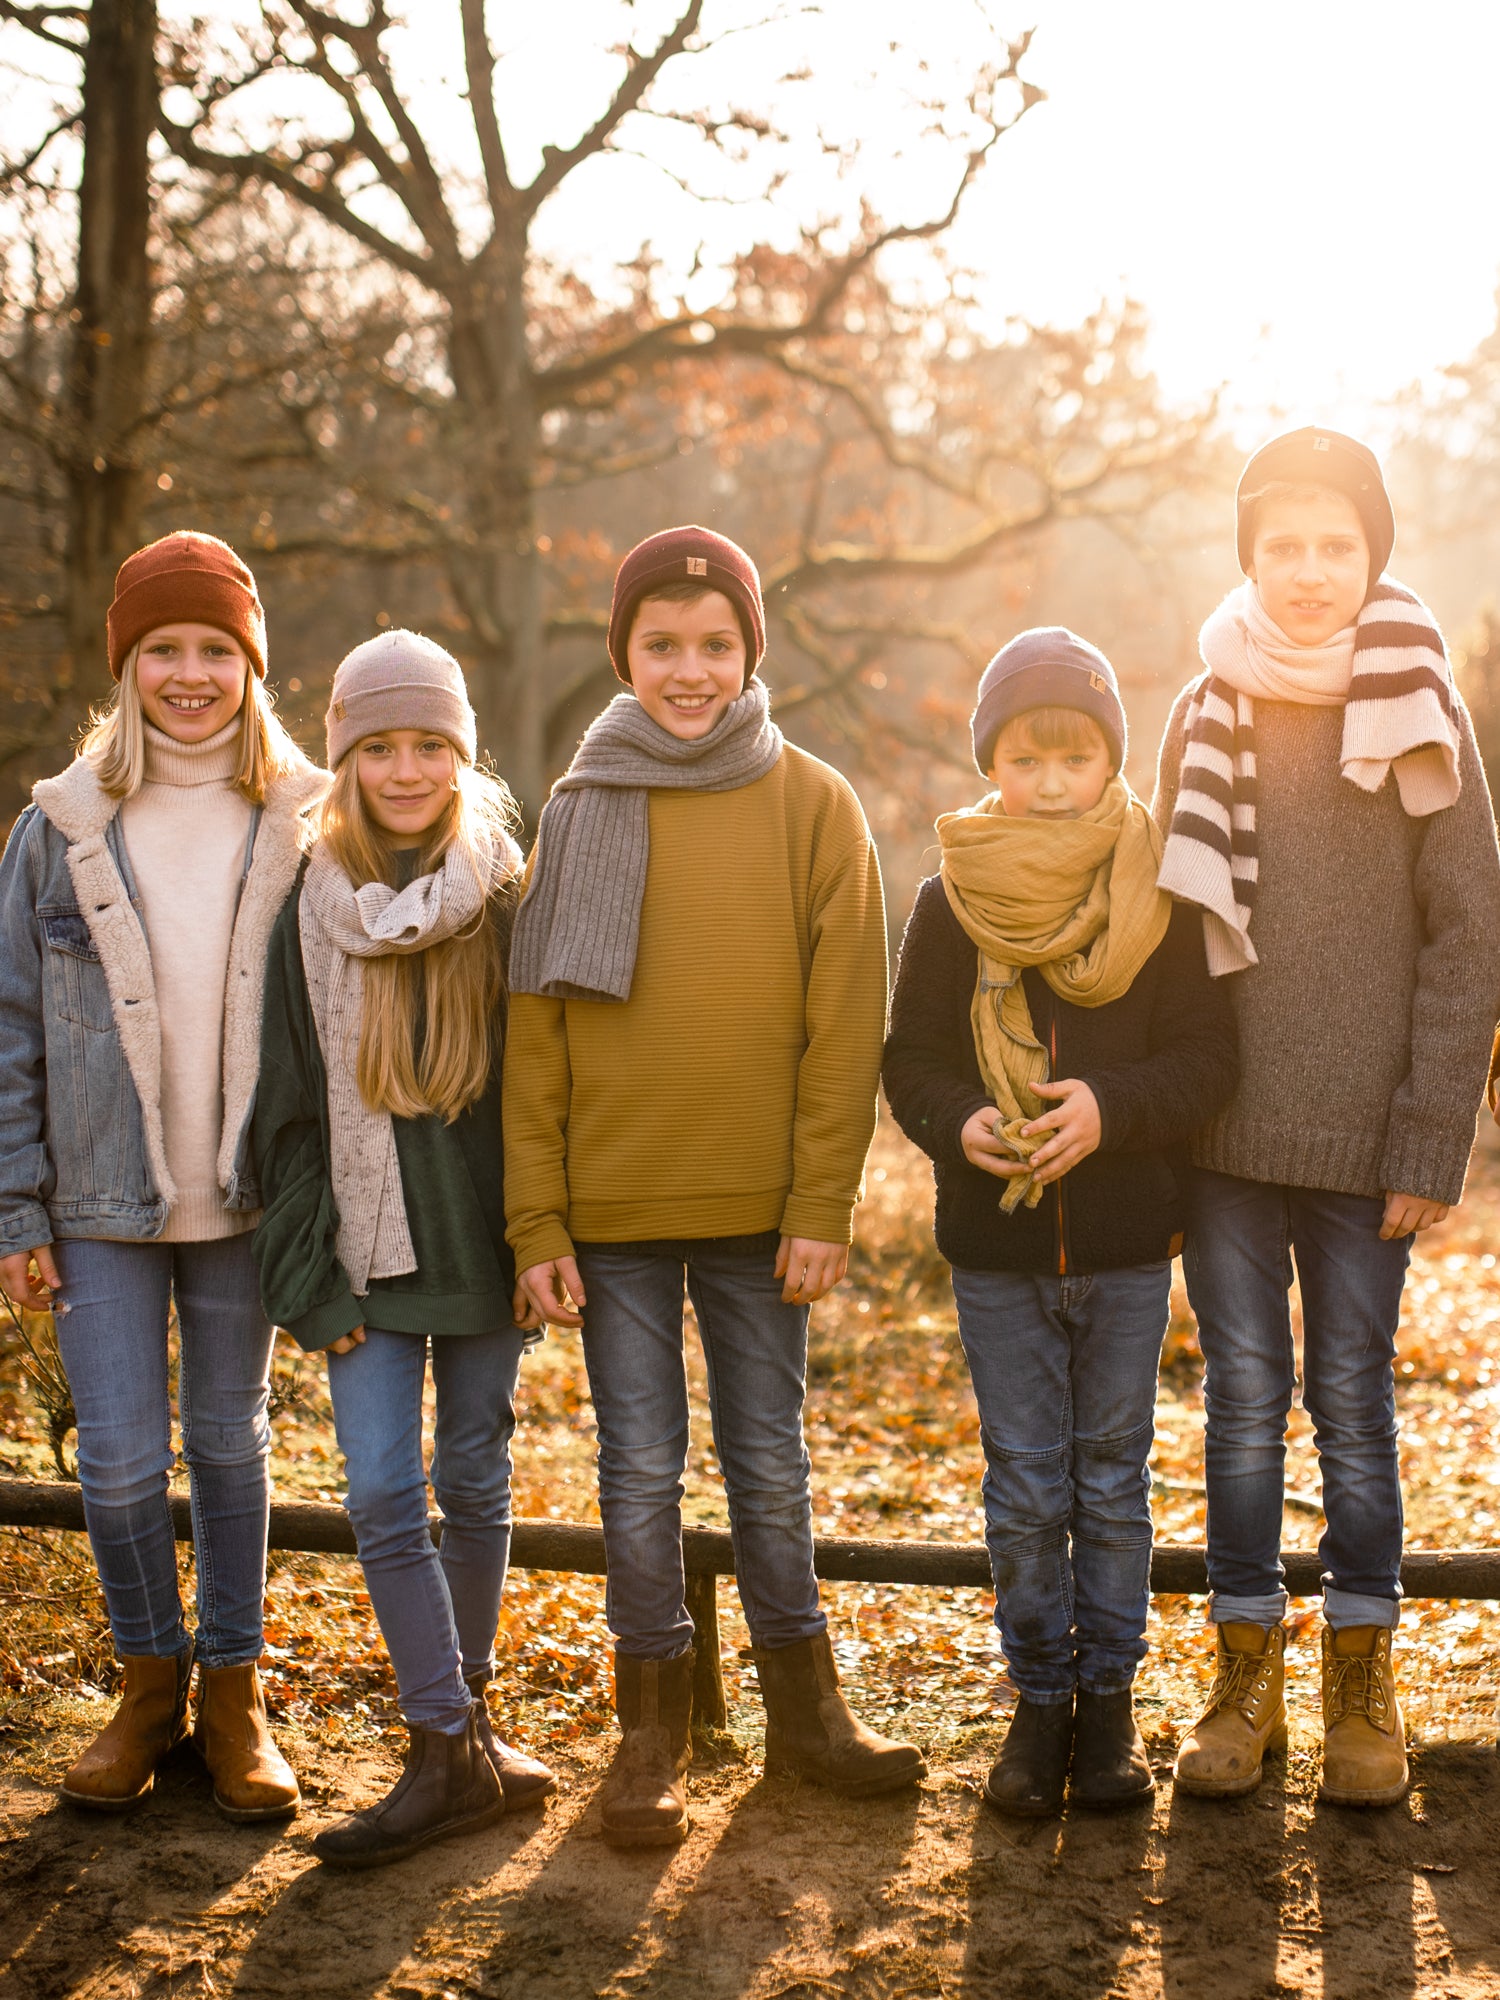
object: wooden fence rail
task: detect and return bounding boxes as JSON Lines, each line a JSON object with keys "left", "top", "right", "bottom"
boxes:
{"left": 4, "top": 1477, "right": 1499, "bottom": 1729}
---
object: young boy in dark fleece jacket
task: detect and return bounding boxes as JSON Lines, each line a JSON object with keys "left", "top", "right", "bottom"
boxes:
{"left": 1155, "top": 427, "right": 1500, "bottom": 1809}
{"left": 884, "top": 629, "right": 1237, "bottom": 1819}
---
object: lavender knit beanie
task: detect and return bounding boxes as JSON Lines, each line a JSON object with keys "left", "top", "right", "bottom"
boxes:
{"left": 325, "top": 629, "right": 478, "bottom": 768}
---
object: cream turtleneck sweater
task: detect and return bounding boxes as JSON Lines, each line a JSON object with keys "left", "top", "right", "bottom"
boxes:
{"left": 120, "top": 720, "right": 256, "bottom": 1241}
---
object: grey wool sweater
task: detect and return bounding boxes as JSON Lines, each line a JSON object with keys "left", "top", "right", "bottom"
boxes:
{"left": 1153, "top": 685, "right": 1500, "bottom": 1207}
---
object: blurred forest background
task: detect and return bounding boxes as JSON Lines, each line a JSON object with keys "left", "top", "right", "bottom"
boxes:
{"left": 4, "top": 0, "right": 1500, "bottom": 909}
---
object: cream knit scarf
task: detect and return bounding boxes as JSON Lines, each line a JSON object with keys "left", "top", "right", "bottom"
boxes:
{"left": 938, "top": 776, "right": 1170, "bottom": 1212}
{"left": 299, "top": 828, "right": 520, "bottom": 1297}
{"left": 1158, "top": 579, "right": 1461, "bottom": 974}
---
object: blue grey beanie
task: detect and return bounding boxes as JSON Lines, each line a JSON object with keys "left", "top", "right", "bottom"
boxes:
{"left": 970, "top": 626, "right": 1126, "bottom": 777}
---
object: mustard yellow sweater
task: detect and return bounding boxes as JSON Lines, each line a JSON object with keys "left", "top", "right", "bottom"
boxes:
{"left": 503, "top": 746, "right": 887, "bottom": 1270}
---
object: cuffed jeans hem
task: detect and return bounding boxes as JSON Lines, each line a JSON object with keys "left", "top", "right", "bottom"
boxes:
{"left": 1011, "top": 1686, "right": 1075, "bottom": 1706}
{"left": 407, "top": 1700, "right": 474, "bottom": 1736}
{"left": 117, "top": 1635, "right": 195, "bottom": 1664}
{"left": 614, "top": 1638, "right": 697, "bottom": 1663}
{"left": 1324, "top": 1586, "right": 1400, "bottom": 1629}
{"left": 1210, "top": 1591, "right": 1288, "bottom": 1626}
{"left": 1078, "top": 1675, "right": 1138, "bottom": 1696}
{"left": 194, "top": 1643, "right": 264, "bottom": 1671}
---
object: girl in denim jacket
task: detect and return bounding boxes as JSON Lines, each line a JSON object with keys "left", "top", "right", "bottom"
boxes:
{"left": 0, "top": 533, "right": 322, "bottom": 1820}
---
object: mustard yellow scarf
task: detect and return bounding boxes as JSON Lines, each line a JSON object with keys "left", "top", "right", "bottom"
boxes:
{"left": 937, "top": 776, "right": 1170, "bottom": 1212}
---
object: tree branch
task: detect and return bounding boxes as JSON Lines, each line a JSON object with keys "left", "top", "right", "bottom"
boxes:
{"left": 522, "top": 0, "right": 705, "bottom": 216}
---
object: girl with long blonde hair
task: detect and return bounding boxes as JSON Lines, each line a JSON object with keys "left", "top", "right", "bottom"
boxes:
{"left": 251, "top": 629, "right": 556, "bottom": 1869}
{"left": 0, "top": 531, "right": 320, "bottom": 1823}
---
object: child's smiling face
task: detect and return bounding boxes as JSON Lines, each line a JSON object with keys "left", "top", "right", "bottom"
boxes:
{"left": 1248, "top": 489, "right": 1370, "bottom": 647}
{"left": 626, "top": 589, "right": 747, "bottom": 740}
{"left": 988, "top": 712, "right": 1114, "bottom": 820}
{"left": 356, "top": 729, "right": 456, "bottom": 847}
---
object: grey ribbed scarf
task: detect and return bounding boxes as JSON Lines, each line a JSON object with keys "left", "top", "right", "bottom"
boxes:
{"left": 510, "top": 684, "right": 784, "bottom": 1001}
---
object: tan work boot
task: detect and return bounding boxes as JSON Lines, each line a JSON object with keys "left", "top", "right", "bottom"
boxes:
{"left": 193, "top": 1661, "right": 301, "bottom": 1822}
{"left": 61, "top": 1649, "right": 194, "bottom": 1810}
{"left": 755, "top": 1631, "right": 928, "bottom": 1796}
{"left": 1318, "top": 1625, "right": 1408, "bottom": 1807}
{"left": 599, "top": 1649, "right": 694, "bottom": 1847}
{"left": 1172, "top": 1623, "right": 1287, "bottom": 1799}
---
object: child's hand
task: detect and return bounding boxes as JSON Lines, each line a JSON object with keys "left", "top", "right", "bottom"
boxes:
{"left": 512, "top": 1284, "right": 545, "bottom": 1332}
{"left": 960, "top": 1107, "right": 1028, "bottom": 1179}
{"left": 1021, "top": 1079, "right": 1102, "bottom": 1186}
{"left": 518, "top": 1257, "right": 586, "bottom": 1329}
{"left": 0, "top": 1245, "right": 60, "bottom": 1312}
{"left": 775, "top": 1236, "right": 848, "bottom": 1304}
{"left": 1381, "top": 1191, "right": 1449, "bottom": 1240}
{"left": 327, "top": 1324, "right": 366, "bottom": 1357}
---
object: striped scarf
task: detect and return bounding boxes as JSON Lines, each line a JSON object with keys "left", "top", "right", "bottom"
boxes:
{"left": 1158, "top": 579, "right": 1460, "bottom": 975}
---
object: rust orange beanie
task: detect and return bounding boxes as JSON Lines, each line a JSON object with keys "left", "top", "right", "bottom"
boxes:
{"left": 106, "top": 531, "right": 267, "bottom": 680}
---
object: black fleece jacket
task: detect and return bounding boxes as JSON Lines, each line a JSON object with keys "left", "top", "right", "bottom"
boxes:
{"left": 882, "top": 876, "right": 1239, "bottom": 1275}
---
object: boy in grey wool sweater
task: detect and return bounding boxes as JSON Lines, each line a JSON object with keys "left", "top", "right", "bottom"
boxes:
{"left": 1153, "top": 426, "right": 1500, "bottom": 1809}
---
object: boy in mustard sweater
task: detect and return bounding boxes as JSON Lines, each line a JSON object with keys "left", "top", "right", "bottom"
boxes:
{"left": 505, "top": 526, "right": 924, "bottom": 1845}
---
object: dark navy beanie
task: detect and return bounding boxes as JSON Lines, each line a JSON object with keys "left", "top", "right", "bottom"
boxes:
{"left": 970, "top": 627, "right": 1127, "bottom": 777}
{"left": 1236, "top": 426, "right": 1394, "bottom": 582}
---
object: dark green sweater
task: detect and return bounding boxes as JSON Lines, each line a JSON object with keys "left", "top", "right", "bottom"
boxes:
{"left": 252, "top": 859, "right": 517, "bottom": 1350}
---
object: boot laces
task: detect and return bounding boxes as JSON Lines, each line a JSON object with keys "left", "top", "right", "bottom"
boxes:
{"left": 1206, "top": 1646, "right": 1271, "bottom": 1719}
{"left": 1326, "top": 1651, "right": 1390, "bottom": 1727}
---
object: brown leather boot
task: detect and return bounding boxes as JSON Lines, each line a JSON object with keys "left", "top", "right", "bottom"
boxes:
{"left": 599, "top": 1649, "right": 694, "bottom": 1848}
{"left": 1318, "top": 1624, "right": 1408, "bottom": 1807}
{"left": 61, "top": 1649, "right": 194, "bottom": 1811}
{"left": 464, "top": 1671, "right": 557, "bottom": 1810}
{"left": 1172, "top": 1623, "right": 1287, "bottom": 1799}
{"left": 192, "top": 1661, "right": 300, "bottom": 1822}
{"left": 313, "top": 1709, "right": 503, "bottom": 1869}
{"left": 755, "top": 1631, "right": 927, "bottom": 1796}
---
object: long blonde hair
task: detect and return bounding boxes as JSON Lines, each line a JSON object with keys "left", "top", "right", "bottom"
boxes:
{"left": 315, "top": 751, "right": 519, "bottom": 1124}
{"left": 81, "top": 645, "right": 308, "bottom": 803}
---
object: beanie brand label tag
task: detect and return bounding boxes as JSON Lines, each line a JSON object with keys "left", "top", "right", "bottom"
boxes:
{"left": 332, "top": 699, "right": 346, "bottom": 719}
{"left": 686, "top": 557, "right": 708, "bottom": 575}
{"left": 1089, "top": 671, "right": 1106, "bottom": 691}
{"left": 1314, "top": 435, "right": 1330, "bottom": 450}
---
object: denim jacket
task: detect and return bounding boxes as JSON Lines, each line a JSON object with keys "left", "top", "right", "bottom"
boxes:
{"left": 0, "top": 753, "right": 327, "bottom": 1254}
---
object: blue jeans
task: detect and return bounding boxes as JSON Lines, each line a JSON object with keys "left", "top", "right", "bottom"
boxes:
{"left": 575, "top": 1233, "right": 825, "bottom": 1660}
{"left": 1184, "top": 1168, "right": 1411, "bottom": 1629}
{"left": 951, "top": 1263, "right": 1170, "bottom": 1703}
{"left": 53, "top": 1234, "right": 273, "bottom": 1667}
{"left": 327, "top": 1325, "right": 526, "bottom": 1733}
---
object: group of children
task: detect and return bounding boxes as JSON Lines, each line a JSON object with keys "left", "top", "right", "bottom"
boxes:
{"left": 2, "top": 427, "right": 1497, "bottom": 1866}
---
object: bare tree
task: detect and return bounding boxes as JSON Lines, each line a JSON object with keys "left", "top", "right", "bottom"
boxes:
{"left": 153, "top": 0, "right": 1059, "bottom": 810}
{"left": 0, "top": 0, "right": 156, "bottom": 774}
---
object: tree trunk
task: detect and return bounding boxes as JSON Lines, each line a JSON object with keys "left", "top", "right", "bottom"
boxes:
{"left": 61, "top": 0, "right": 158, "bottom": 702}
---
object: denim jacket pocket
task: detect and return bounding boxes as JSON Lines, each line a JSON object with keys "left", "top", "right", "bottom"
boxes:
{"left": 41, "top": 910, "right": 117, "bottom": 1034}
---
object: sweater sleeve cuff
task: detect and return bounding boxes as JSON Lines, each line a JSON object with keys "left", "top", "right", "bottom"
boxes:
{"left": 1379, "top": 1124, "right": 1476, "bottom": 1210}
{"left": 779, "top": 1195, "right": 856, "bottom": 1247}
{"left": 509, "top": 1220, "right": 578, "bottom": 1276}
{"left": 284, "top": 1289, "right": 365, "bottom": 1353}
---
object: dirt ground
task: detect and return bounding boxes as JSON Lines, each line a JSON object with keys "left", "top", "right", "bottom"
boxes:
{"left": 6, "top": 1115, "right": 1500, "bottom": 1996}
{"left": 2, "top": 1686, "right": 1499, "bottom": 2000}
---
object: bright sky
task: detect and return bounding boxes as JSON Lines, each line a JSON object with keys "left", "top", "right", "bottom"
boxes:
{"left": 6, "top": 0, "right": 1499, "bottom": 435}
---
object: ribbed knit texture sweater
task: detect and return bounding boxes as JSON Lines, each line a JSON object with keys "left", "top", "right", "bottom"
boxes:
{"left": 503, "top": 746, "right": 888, "bottom": 1270}
{"left": 1153, "top": 687, "right": 1500, "bottom": 1206}
{"left": 120, "top": 721, "right": 254, "bottom": 1241}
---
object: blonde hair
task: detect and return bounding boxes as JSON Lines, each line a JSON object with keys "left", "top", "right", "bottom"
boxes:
{"left": 315, "top": 749, "right": 518, "bottom": 1124}
{"left": 81, "top": 644, "right": 308, "bottom": 804}
{"left": 994, "top": 706, "right": 1111, "bottom": 759}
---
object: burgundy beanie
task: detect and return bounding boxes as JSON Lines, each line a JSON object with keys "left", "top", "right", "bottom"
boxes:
{"left": 107, "top": 531, "right": 266, "bottom": 680}
{"left": 1236, "top": 426, "right": 1395, "bottom": 582}
{"left": 606, "top": 525, "right": 766, "bottom": 684}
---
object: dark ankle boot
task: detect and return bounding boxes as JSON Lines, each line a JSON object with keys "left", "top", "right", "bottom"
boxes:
{"left": 984, "top": 1695, "right": 1074, "bottom": 1818}
{"left": 464, "top": 1671, "right": 557, "bottom": 1809}
{"left": 600, "top": 1649, "right": 694, "bottom": 1848}
{"left": 312, "top": 1709, "right": 503, "bottom": 1869}
{"left": 755, "top": 1632, "right": 927, "bottom": 1797}
{"left": 61, "top": 1647, "right": 194, "bottom": 1811}
{"left": 1070, "top": 1688, "right": 1155, "bottom": 1809}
